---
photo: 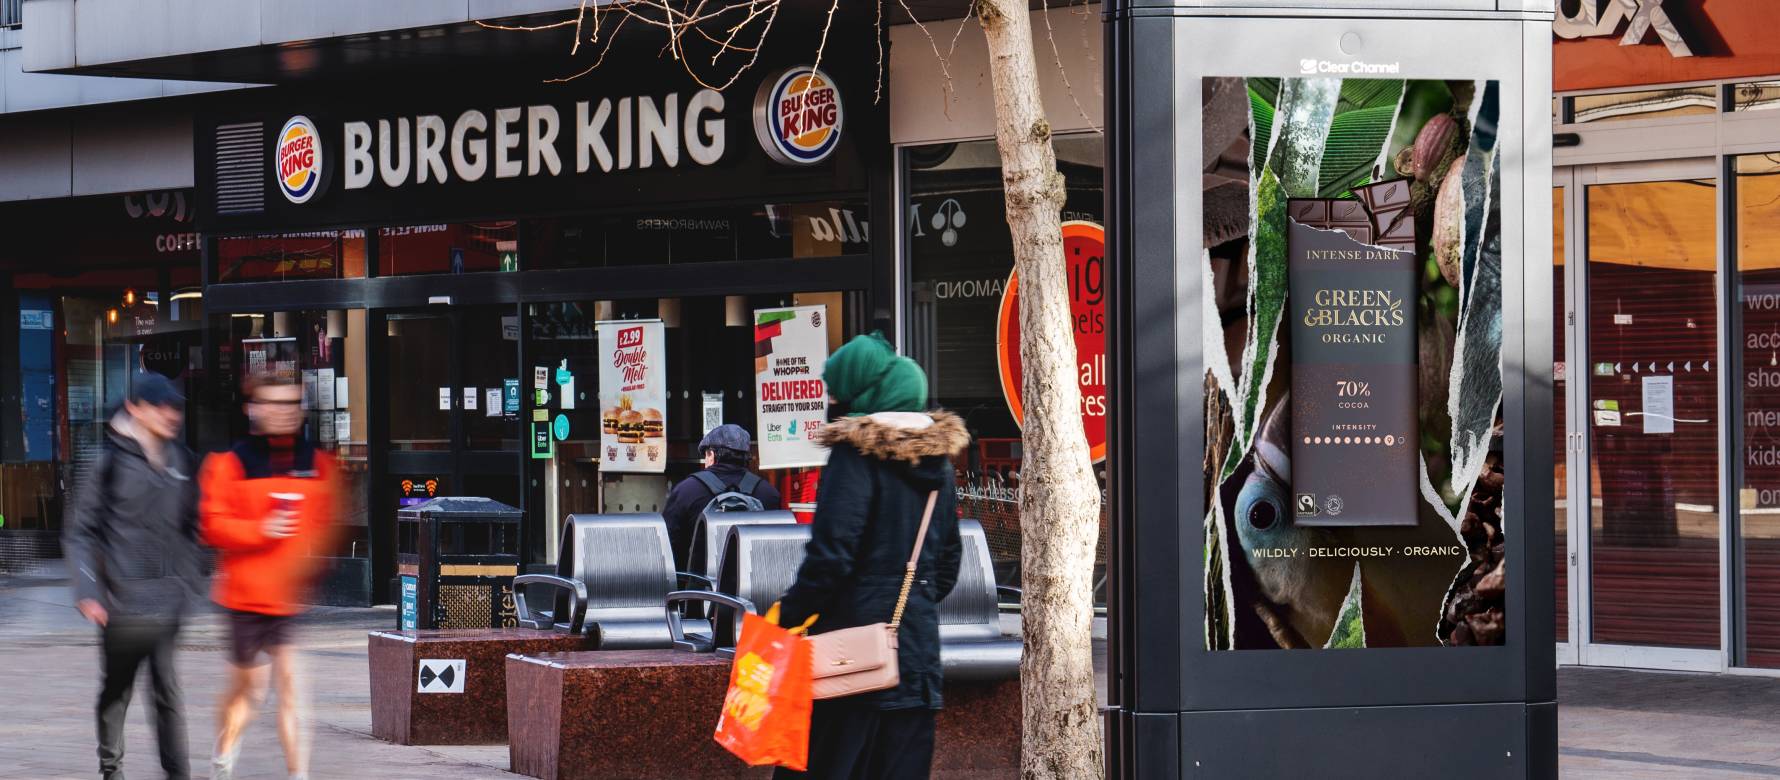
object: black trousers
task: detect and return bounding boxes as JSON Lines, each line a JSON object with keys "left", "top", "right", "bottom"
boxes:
{"left": 97, "top": 617, "right": 188, "bottom": 780}
{"left": 772, "top": 700, "right": 936, "bottom": 780}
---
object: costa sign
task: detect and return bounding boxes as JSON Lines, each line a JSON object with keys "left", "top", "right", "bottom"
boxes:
{"left": 753, "top": 66, "right": 843, "bottom": 166}
{"left": 276, "top": 116, "right": 324, "bottom": 204}
{"left": 996, "top": 221, "right": 1108, "bottom": 463}
{"left": 1554, "top": 0, "right": 1693, "bottom": 58}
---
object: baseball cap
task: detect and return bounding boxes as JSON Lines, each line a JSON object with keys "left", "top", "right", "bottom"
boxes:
{"left": 127, "top": 372, "right": 186, "bottom": 407}
{"left": 698, "top": 424, "right": 751, "bottom": 453}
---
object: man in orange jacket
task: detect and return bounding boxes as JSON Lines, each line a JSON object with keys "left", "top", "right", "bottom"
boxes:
{"left": 200, "top": 370, "right": 337, "bottom": 780}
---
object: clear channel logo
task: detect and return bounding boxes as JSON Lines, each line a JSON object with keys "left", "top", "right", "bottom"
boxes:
{"left": 1298, "top": 58, "right": 1401, "bottom": 76}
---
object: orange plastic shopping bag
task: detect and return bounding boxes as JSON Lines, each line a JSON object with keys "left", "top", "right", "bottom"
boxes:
{"left": 714, "top": 604, "right": 816, "bottom": 770}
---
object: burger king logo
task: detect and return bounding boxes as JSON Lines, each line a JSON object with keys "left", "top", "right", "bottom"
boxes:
{"left": 753, "top": 66, "right": 842, "bottom": 166}
{"left": 276, "top": 116, "right": 323, "bottom": 204}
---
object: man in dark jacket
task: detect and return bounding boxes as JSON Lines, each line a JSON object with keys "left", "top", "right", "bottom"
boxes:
{"left": 64, "top": 372, "right": 201, "bottom": 780}
{"left": 660, "top": 424, "right": 782, "bottom": 570}
{"left": 775, "top": 333, "right": 966, "bottom": 780}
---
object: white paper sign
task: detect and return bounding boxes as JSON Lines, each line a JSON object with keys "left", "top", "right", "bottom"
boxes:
{"left": 561, "top": 376, "right": 577, "bottom": 410}
{"left": 439, "top": 387, "right": 452, "bottom": 411}
{"left": 703, "top": 392, "right": 724, "bottom": 435}
{"left": 317, "top": 368, "right": 336, "bottom": 410}
{"left": 335, "top": 377, "right": 350, "bottom": 410}
{"left": 1642, "top": 375, "right": 1674, "bottom": 434}
{"left": 318, "top": 411, "right": 336, "bottom": 444}
{"left": 302, "top": 371, "right": 318, "bottom": 410}
{"left": 486, "top": 389, "right": 503, "bottom": 417}
{"left": 417, "top": 659, "right": 466, "bottom": 694}
{"left": 463, "top": 387, "right": 478, "bottom": 411}
{"left": 597, "top": 320, "right": 667, "bottom": 473}
{"left": 335, "top": 412, "right": 352, "bottom": 442}
{"left": 753, "top": 305, "right": 831, "bottom": 469}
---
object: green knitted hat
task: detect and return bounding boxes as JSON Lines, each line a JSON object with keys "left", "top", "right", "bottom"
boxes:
{"left": 823, "top": 332, "right": 928, "bottom": 415}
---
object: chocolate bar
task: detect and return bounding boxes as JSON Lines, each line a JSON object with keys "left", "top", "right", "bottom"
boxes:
{"left": 1286, "top": 193, "right": 1420, "bottom": 527}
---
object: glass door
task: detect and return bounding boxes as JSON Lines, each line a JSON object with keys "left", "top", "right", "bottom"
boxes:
{"left": 1573, "top": 159, "right": 1726, "bottom": 671}
{"left": 381, "top": 305, "right": 524, "bottom": 530}
{"left": 1555, "top": 175, "right": 1577, "bottom": 665}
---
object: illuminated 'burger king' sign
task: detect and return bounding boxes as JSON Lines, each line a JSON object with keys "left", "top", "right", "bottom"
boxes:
{"left": 276, "top": 116, "right": 323, "bottom": 204}
{"left": 753, "top": 66, "right": 842, "bottom": 166}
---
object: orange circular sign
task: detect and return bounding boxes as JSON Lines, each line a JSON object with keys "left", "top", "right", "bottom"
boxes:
{"left": 996, "top": 221, "right": 1107, "bottom": 463}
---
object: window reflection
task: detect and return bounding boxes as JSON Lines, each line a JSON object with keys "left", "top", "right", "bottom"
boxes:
{"left": 1737, "top": 154, "right": 1780, "bottom": 665}
{"left": 1572, "top": 88, "right": 1717, "bottom": 123}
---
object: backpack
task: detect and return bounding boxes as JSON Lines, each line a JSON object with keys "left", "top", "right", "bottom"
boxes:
{"left": 691, "top": 470, "right": 767, "bottom": 516}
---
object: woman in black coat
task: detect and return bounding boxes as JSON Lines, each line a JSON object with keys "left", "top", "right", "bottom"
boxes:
{"left": 775, "top": 333, "right": 967, "bottom": 780}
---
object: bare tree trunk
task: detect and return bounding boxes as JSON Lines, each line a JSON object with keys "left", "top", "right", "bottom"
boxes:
{"left": 976, "top": 1, "right": 1104, "bottom": 777}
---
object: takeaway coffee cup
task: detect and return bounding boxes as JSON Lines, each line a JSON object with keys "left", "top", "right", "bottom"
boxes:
{"left": 268, "top": 492, "right": 304, "bottom": 539}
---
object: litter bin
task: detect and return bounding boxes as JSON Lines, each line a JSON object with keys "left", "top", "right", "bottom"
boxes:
{"left": 396, "top": 497, "right": 523, "bottom": 630}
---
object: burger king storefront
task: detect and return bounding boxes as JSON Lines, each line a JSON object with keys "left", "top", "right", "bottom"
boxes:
{"left": 193, "top": 48, "right": 887, "bottom": 605}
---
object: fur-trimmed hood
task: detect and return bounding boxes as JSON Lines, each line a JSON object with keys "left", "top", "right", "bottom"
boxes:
{"left": 815, "top": 410, "right": 969, "bottom": 464}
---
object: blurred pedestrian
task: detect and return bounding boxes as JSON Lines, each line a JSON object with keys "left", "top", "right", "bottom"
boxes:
{"left": 775, "top": 333, "right": 967, "bottom": 780}
{"left": 200, "top": 370, "right": 338, "bottom": 780}
{"left": 64, "top": 372, "right": 201, "bottom": 780}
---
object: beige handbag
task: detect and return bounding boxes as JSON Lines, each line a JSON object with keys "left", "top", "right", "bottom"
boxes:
{"left": 807, "top": 490, "right": 939, "bottom": 700}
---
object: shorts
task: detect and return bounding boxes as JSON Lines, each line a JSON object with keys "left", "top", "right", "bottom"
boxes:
{"left": 227, "top": 609, "right": 294, "bottom": 667}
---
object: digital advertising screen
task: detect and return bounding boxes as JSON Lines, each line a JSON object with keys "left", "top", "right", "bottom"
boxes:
{"left": 1201, "top": 75, "right": 1508, "bottom": 650}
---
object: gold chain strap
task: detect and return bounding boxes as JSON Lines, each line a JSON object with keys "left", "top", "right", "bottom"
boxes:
{"left": 888, "top": 491, "right": 940, "bottom": 632}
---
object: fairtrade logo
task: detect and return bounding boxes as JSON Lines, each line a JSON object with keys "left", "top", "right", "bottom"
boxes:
{"left": 754, "top": 66, "right": 843, "bottom": 166}
{"left": 276, "top": 116, "right": 323, "bottom": 204}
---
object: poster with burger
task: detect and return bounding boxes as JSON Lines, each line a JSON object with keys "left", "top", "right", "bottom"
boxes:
{"left": 754, "top": 305, "right": 831, "bottom": 469}
{"left": 597, "top": 320, "right": 667, "bottom": 473}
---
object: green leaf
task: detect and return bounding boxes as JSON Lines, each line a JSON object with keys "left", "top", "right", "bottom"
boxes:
{"left": 1220, "top": 168, "right": 1289, "bottom": 480}
{"left": 1249, "top": 85, "right": 1277, "bottom": 172}
{"left": 1338, "top": 78, "right": 1403, "bottom": 112}
{"left": 1326, "top": 568, "right": 1366, "bottom": 649}
{"left": 1317, "top": 103, "right": 1400, "bottom": 198}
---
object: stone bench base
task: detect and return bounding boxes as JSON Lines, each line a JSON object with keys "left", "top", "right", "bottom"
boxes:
{"left": 506, "top": 650, "right": 1020, "bottom": 780}
{"left": 368, "top": 628, "right": 593, "bottom": 745}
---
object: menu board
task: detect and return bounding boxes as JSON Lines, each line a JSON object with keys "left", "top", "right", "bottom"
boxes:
{"left": 1201, "top": 76, "right": 1508, "bottom": 650}
{"left": 597, "top": 320, "right": 666, "bottom": 473}
{"left": 754, "top": 305, "right": 831, "bottom": 469}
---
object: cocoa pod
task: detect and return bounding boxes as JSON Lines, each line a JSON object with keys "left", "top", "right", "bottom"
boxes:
{"left": 1432, "top": 153, "right": 1467, "bottom": 287}
{"left": 1397, "top": 113, "right": 1459, "bottom": 182}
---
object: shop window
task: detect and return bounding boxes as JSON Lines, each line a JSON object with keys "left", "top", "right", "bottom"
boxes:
{"left": 1572, "top": 87, "right": 1717, "bottom": 123}
{"left": 1, "top": 191, "right": 205, "bottom": 534}
{"left": 1738, "top": 154, "right": 1780, "bottom": 666}
{"left": 210, "top": 309, "right": 371, "bottom": 560}
{"left": 1732, "top": 82, "right": 1780, "bottom": 113}
{"left": 903, "top": 135, "right": 1106, "bottom": 594}
{"left": 216, "top": 230, "right": 367, "bottom": 282}
{"left": 525, "top": 200, "right": 869, "bottom": 268}
{"left": 378, "top": 222, "right": 517, "bottom": 276}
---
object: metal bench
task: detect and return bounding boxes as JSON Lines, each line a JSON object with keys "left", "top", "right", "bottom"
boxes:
{"left": 680, "top": 510, "right": 795, "bottom": 618}
{"left": 667, "top": 523, "right": 813, "bottom": 657}
{"left": 939, "top": 520, "right": 1023, "bottom": 680}
{"left": 513, "top": 513, "right": 711, "bottom": 650}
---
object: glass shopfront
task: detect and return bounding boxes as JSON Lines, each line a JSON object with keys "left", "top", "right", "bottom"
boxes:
{"left": 1556, "top": 80, "right": 1780, "bottom": 671}
{"left": 0, "top": 191, "right": 206, "bottom": 536}
{"left": 193, "top": 50, "right": 886, "bottom": 603}
{"left": 902, "top": 135, "right": 1106, "bottom": 593}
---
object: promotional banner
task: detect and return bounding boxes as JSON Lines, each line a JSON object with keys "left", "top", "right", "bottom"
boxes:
{"left": 754, "top": 305, "right": 831, "bottom": 469}
{"left": 1201, "top": 76, "right": 1507, "bottom": 650}
{"left": 996, "top": 220, "right": 1108, "bottom": 462}
{"left": 598, "top": 320, "right": 667, "bottom": 473}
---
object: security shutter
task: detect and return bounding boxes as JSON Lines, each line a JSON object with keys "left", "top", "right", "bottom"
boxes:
{"left": 213, "top": 121, "right": 266, "bottom": 215}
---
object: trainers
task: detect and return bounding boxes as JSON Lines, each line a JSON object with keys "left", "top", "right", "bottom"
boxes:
{"left": 211, "top": 738, "right": 240, "bottom": 780}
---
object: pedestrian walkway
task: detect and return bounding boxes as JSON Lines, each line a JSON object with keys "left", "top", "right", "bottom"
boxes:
{"left": 6, "top": 569, "right": 1780, "bottom": 778}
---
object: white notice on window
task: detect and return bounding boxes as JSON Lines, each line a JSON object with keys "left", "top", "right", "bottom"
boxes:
{"left": 336, "top": 377, "right": 350, "bottom": 410}
{"left": 464, "top": 387, "right": 478, "bottom": 411}
{"left": 1642, "top": 375, "right": 1674, "bottom": 434}
{"left": 486, "top": 388, "right": 503, "bottom": 417}
{"left": 316, "top": 368, "right": 336, "bottom": 410}
{"left": 561, "top": 376, "right": 576, "bottom": 410}
{"left": 302, "top": 371, "right": 318, "bottom": 410}
{"left": 335, "top": 412, "right": 352, "bottom": 443}
{"left": 439, "top": 387, "right": 452, "bottom": 411}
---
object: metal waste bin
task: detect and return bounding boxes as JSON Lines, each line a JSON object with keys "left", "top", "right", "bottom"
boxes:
{"left": 396, "top": 497, "right": 522, "bottom": 630}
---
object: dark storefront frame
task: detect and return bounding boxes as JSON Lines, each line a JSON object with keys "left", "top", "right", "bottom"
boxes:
{"left": 192, "top": 32, "right": 893, "bottom": 603}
